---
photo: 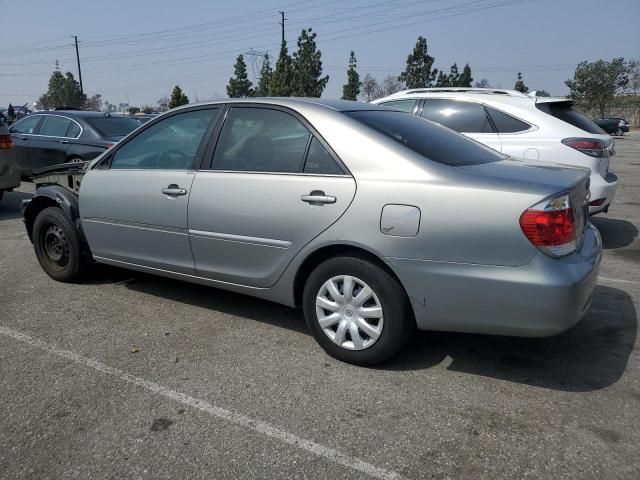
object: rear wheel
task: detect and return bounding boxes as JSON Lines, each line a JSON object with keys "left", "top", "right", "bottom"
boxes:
{"left": 33, "top": 207, "right": 88, "bottom": 282}
{"left": 303, "top": 256, "right": 413, "bottom": 366}
{"left": 616, "top": 128, "right": 624, "bottom": 136}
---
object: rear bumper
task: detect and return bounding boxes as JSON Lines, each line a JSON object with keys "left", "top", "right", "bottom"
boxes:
{"left": 589, "top": 172, "right": 617, "bottom": 214}
{"left": 387, "top": 225, "right": 602, "bottom": 337}
{"left": 0, "top": 156, "right": 21, "bottom": 191}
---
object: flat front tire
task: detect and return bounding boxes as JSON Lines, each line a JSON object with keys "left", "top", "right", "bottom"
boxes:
{"left": 303, "top": 256, "right": 413, "bottom": 366}
{"left": 33, "top": 207, "right": 87, "bottom": 282}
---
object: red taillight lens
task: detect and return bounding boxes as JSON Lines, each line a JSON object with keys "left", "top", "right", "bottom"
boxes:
{"left": 0, "top": 134, "right": 14, "bottom": 149}
{"left": 520, "top": 194, "right": 577, "bottom": 258}
{"left": 562, "top": 137, "right": 606, "bottom": 157}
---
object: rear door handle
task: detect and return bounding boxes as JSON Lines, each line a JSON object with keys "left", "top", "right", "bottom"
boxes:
{"left": 162, "top": 184, "right": 187, "bottom": 196}
{"left": 301, "top": 190, "right": 336, "bottom": 206}
{"left": 20, "top": 136, "right": 28, "bottom": 141}
{"left": 60, "top": 140, "right": 69, "bottom": 144}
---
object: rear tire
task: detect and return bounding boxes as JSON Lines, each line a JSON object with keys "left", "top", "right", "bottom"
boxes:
{"left": 33, "top": 207, "right": 88, "bottom": 282}
{"left": 616, "top": 128, "right": 624, "bottom": 136}
{"left": 302, "top": 256, "right": 413, "bottom": 366}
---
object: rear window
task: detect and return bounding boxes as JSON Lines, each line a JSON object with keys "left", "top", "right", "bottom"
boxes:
{"left": 345, "top": 110, "right": 504, "bottom": 167}
{"left": 86, "top": 116, "right": 140, "bottom": 137}
{"left": 537, "top": 102, "right": 604, "bottom": 134}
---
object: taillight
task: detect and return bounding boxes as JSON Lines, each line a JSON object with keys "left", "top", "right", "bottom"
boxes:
{"left": 0, "top": 134, "right": 13, "bottom": 149}
{"left": 520, "top": 193, "right": 576, "bottom": 258}
{"left": 562, "top": 137, "right": 607, "bottom": 157}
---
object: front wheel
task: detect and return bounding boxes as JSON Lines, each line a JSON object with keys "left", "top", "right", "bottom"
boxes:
{"left": 33, "top": 207, "right": 88, "bottom": 282}
{"left": 303, "top": 256, "right": 413, "bottom": 366}
{"left": 616, "top": 128, "right": 624, "bottom": 136}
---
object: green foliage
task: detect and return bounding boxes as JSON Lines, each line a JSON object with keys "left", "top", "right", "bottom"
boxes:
{"left": 435, "top": 71, "right": 450, "bottom": 87}
{"left": 341, "top": 51, "right": 361, "bottom": 101}
{"left": 398, "top": 36, "right": 437, "bottom": 89}
{"left": 514, "top": 72, "right": 529, "bottom": 93}
{"left": 292, "top": 28, "right": 329, "bottom": 97}
{"left": 535, "top": 90, "right": 551, "bottom": 97}
{"left": 565, "top": 58, "right": 630, "bottom": 117}
{"left": 458, "top": 63, "right": 473, "bottom": 87}
{"left": 168, "top": 85, "right": 189, "bottom": 109}
{"left": 226, "top": 54, "right": 254, "bottom": 98}
{"left": 269, "top": 41, "right": 294, "bottom": 96}
{"left": 38, "top": 70, "right": 86, "bottom": 110}
{"left": 255, "top": 54, "right": 273, "bottom": 97}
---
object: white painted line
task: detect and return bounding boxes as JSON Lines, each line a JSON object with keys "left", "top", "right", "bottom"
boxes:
{"left": 0, "top": 325, "right": 407, "bottom": 480}
{"left": 599, "top": 276, "right": 639, "bottom": 285}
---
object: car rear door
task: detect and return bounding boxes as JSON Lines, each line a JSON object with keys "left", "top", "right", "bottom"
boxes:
{"left": 80, "top": 107, "right": 220, "bottom": 274}
{"left": 419, "top": 98, "right": 502, "bottom": 152}
{"left": 8, "top": 115, "right": 43, "bottom": 176}
{"left": 29, "top": 115, "right": 79, "bottom": 168}
{"left": 188, "top": 105, "right": 356, "bottom": 288}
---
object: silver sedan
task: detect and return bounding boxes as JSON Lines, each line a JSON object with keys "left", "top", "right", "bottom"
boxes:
{"left": 23, "top": 98, "right": 601, "bottom": 365}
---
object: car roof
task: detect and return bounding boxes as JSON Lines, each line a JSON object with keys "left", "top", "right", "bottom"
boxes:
{"left": 180, "top": 97, "right": 389, "bottom": 112}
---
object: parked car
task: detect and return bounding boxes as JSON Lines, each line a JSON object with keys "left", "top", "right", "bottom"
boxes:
{"left": 594, "top": 117, "right": 629, "bottom": 136}
{"left": 22, "top": 99, "right": 601, "bottom": 365}
{"left": 372, "top": 88, "right": 618, "bottom": 214}
{"left": 0, "top": 117, "right": 21, "bottom": 203}
{"left": 4, "top": 111, "right": 140, "bottom": 178}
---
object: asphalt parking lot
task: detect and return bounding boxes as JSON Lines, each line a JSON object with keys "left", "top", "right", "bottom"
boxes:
{"left": 1, "top": 133, "right": 639, "bottom": 479}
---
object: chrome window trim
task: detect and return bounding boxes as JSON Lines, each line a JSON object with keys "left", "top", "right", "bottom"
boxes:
{"left": 12, "top": 113, "right": 83, "bottom": 140}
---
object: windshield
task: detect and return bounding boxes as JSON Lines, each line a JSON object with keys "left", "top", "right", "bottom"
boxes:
{"left": 344, "top": 110, "right": 505, "bottom": 166}
{"left": 86, "top": 117, "right": 140, "bottom": 137}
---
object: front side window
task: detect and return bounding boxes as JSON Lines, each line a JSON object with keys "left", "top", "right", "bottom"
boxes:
{"left": 213, "top": 108, "right": 311, "bottom": 173}
{"left": 346, "top": 110, "right": 504, "bottom": 167}
{"left": 379, "top": 99, "right": 416, "bottom": 113}
{"left": 110, "top": 109, "right": 217, "bottom": 170}
{"left": 485, "top": 106, "right": 531, "bottom": 133}
{"left": 11, "top": 115, "right": 41, "bottom": 134}
{"left": 39, "top": 116, "right": 74, "bottom": 137}
{"left": 421, "top": 99, "right": 495, "bottom": 133}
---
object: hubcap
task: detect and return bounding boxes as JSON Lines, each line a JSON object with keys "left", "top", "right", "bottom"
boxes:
{"left": 43, "top": 224, "right": 69, "bottom": 266}
{"left": 315, "top": 275, "right": 384, "bottom": 350}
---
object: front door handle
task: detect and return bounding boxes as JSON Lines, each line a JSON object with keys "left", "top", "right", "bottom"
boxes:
{"left": 19, "top": 136, "right": 28, "bottom": 141}
{"left": 301, "top": 190, "right": 336, "bottom": 206}
{"left": 162, "top": 184, "right": 187, "bottom": 196}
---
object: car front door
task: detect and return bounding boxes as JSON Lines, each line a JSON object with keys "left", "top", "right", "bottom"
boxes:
{"left": 188, "top": 105, "right": 356, "bottom": 288}
{"left": 419, "top": 98, "right": 503, "bottom": 152}
{"left": 29, "top": 115, "right": 79, "bottom": 168}
{"left": 8, "top": 115, "right": 43, "bottom": 176}
{"left": 80, "top": 107, "right": 220, "bottom": 274}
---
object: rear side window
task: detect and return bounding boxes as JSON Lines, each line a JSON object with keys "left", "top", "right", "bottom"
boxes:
{"left": 537, "top": 103, "right": 604, "bottom": 134}
{"left": 345, "top": 110, "right": 504, "bottom": 167}
{"left": 421, "top": 99, "right": 495, "bottom": 133}
{"left": 379, "top": 99, "right": 416, "bottom": 113}
{"left": 485, "top": 106, "right": 531, "bottom": 133}
{"left": 304, "top": 137, "right": 343, "bottom": 175}
{"left": 39, "top": 116, "right": 74, "bottom": 137}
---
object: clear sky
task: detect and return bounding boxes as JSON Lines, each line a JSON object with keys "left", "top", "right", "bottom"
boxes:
{"left": 1, "top": 0, "right": 639, "bottom": 109}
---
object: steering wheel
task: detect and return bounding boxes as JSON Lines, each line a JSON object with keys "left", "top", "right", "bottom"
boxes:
{"left": 158, "top": 149, "right": 190, "bottom": 169}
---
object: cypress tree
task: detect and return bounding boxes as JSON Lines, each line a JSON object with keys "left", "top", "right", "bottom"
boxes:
{"left": 255, "top": 54, "right": 272, "bottom": 97}
{"left": 341, "top": 51, "right": 361, "bottom": 100}
{"left": 291, "top": 28, "right": 329, "bottom": 97}
{"left": 226, "top": 54, "right": 254, "bottom": 98}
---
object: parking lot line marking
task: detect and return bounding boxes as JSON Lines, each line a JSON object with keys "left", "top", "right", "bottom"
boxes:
{"left": 599, "top": 276, "right": 639, "bottom": 285}
{"left": 0, "top": 325, "right": 407, "bottom": 480}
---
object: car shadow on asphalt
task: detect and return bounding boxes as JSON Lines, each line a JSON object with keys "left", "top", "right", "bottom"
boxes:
{"left": 383, "top": 286, "right": 637, "bottom": 392}
{"left": 591, "top": 217, "right": 639, "bottom": 249}
{"left": 116, "top": 269, "right": 636, "bottom": 392}
{"left": 0, "top": 191, "right": 32, "bottom": 221}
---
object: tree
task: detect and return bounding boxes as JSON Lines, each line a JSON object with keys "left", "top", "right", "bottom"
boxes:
{"left": 535, "top": 90, "right": 551, "bottom": 97}
{"left": 292, "top": 28, "right": 329, "bottom": 97}
{"left": 255, "top": 54, "right": 272, "bottom": 96}
{"left": 269, "top": 41, "right": 294, "bottom": 96}
{"left": 629, "top": 59, "right": 640, "bottom": 95}
{"left": 168, "top": 85, "right": 189, "bottom": 109}
{"left": 457, "top": 63, "right": 473, "bottom": 87}
{"left": 128, "top": 106, "right": 141, "bottom": 115}
{"left": 103, "top": 100, "right": 116, "bottom": 112}
{"left": 157, "top": 95, "right": 169, "bottom": 112}
{"left": 361, "top": 74, "right": 378, "bottom": 102}
{"left": 38, "top": 70, "right": 86, "bottom": 110}
{"left": 341, "top": 51, "right": 361, "bottom": 101}
{"left": 84, "top": 94, "right": 102, "bottom": 111}
{"left": 565, "top": 58, "right": 630, "bottom": 117}
{"left": 379, "top": 75, "right": 404, "bottom": 97}
{"left": 435, "top": 71, "right": 450, "bottom": 87}
{"left": 514, "top": 72, "right": 529, "bottom": 93}
{"left": 141, "top": 105, "right": 155, "bottom": 114}
{"left": 448, "top": 63, "right": 460, "bottom": 86}
{"left": 398, "top": 36, "right": 437, "bottom": 89}
{"left": 473, "top": 78, "right": 491, "bottom": 88}
{"left": 226, "top": 54, "right": 254, "bottom": 98}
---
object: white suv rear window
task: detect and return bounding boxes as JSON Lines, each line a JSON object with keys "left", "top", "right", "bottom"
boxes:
{"left": 536, "top": 102, "right": 604, "bottom": 135}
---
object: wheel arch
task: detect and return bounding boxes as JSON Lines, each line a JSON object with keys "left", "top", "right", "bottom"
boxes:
{"left": 292, "top": 243, "right": 411, "bottom": 313}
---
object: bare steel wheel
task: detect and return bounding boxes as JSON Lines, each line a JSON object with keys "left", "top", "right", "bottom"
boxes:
{"left": 303, "top": 256, "right": 413, "bottom": 366}
{"left": 316, "top": 275, "right": 383, "bottom": 350}
{"left": 42, "top": 224, "right": 70, "bottom": 270}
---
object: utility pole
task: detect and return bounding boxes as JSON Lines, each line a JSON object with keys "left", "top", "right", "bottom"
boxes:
{"left": 73, "top": 35, "right": 83, "bottom": 94}
{"left": 278, "top": 11, "right": 286, "bottom": 44}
